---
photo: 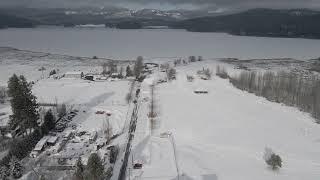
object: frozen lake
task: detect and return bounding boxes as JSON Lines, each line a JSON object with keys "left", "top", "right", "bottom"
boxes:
{"left": 1, "top": 27, "right": 320, "bottom": 60}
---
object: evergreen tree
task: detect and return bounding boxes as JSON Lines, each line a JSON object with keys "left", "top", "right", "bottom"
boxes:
{"left": 85, "top": 153, "right": 104, "bottom": 180}
{"left": 8, "top": 74, "right": 22, "bottom": 130}
{"left": 118, "top": 67, "right": 124, "bottom": 79}
{"left": 73, "top": 157, "right": 84, "bottom": 180}
{"left": 42, "top": 110, "right": 55, "bottom": 134}
{"left": 8, "top": 75, "right": 39, "bottom": 135}
{"left": 0, "top": 165, "right": 9, "bottom": 180}
{"left": 133, "top": 56, "right": 144, "bottom": 79}
{"left": 9, "top": 156, "right": 23, "bottom": 179}
{"left": 126, "top": 65, "right": 133, "bottom": 77}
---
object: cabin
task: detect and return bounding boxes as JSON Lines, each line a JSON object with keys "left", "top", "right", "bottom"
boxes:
{"left": 64, "top": 71, "right": 84, "bottom": 79}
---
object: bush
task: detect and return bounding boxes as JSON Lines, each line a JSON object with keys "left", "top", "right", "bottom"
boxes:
{"left": 49, "top": 69, "right": 57, "bottom": 76}
{"left": 167, "top": 68, "right": 176, "bottom": 81}
{"left": 266, "top": 154, "right": 282, "bottom": 170}
{"left": 264, "top": 148, "right": 282, "bottom": 170}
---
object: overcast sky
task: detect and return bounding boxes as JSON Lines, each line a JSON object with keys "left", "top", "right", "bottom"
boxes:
{"left": 1, "top": 0, "right": 319, "bottom": 10}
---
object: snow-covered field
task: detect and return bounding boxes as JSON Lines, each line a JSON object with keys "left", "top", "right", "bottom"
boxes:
{"left": 1, "top": 44, "right": 320, "bottom": 180}
{"left": 130, "top": 61, "right": 320, "bottom": 180}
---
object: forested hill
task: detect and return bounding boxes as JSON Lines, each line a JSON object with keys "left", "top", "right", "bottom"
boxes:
{"left": 0, "top": 14, "right": 37, "bottom": 28}
{"left": 172, "top": 9, "right": 320, "bottom": 39}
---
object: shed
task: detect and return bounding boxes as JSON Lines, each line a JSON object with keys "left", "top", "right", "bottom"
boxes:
{"left": 194, "top": 89, "right": 209, "bottom": 94}
{"left": 64, "top": 71, "right": 84, "bottom": 79}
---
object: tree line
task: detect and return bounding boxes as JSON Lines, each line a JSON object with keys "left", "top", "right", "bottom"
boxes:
{"left": 227, "top": 69, "right": 320, "bottom": 123}
{"left": 0, "top": 74, "right": 56, "bottom": 179}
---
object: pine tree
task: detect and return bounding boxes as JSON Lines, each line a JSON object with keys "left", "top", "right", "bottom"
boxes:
{"left": 9, "top": 156, "right": 23, "bottom": 179}
{"left": 126, "top": 65, "right": 133, "bottom": 77}
{"left": 0, "top": 165, "right": 9, "bottom": 180}
{"left": 73, "top": 157, "right": 84, "bottom": 180}
{"left": 8, "top": 75, "right": 39, "bottom": 136}
{"left": 85, "top": 153, "right": 104, "bottom": 180}
{"left": 8, "top": 74, "right": 22, "bottom": 130}
{"left": 133, "top": 56, "right": 144, "bottom": 79}
{"left": 42, "top": 110, "right": 55, "bottom": 134}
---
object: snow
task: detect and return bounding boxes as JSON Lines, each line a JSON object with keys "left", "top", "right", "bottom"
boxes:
{"left": 130, "top": 61, "right": 320, "bottom": 180}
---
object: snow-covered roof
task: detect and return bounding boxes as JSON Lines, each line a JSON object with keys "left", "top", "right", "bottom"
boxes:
{"left": 47, "top": 136, "right": 58, "bottom": 144}
{"left": 65, "top": 71, "right": 83, "bottom": 75}
{"left": 34, "top": 136, "right": 49, "bottom": 151}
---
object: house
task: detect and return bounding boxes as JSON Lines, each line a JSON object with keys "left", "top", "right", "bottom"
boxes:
{"left": 64, "top": 71, "right": 84, "bottom": 79}
{"left": 63, "top": 130, "right": 74, "bottom": 140}
{"left": 110, "top": 73, "right": 120, "bottom": 78}
{"left": 84, "top": 74, "right": 94, "bottom": 81}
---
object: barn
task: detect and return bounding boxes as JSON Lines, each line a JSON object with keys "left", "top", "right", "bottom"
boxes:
{"left": 64, "top": 71, "right": 84, "bottom": 79}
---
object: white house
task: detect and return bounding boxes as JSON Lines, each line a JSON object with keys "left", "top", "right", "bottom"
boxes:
{"left": 64, "top": 71, "right": 84, "bottom": 79}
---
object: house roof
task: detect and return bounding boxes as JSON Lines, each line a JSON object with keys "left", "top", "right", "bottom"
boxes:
{"left": 65, "top": 71, "right": 83, "bottom": 75}
{"left": 47, "top": 136, "right": 58, "bottom": 144}
{"left": 34, "top": 136, "right": 49, "bottom": 151}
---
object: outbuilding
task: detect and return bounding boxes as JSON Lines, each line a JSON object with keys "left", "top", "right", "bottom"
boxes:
{"left": 64, "top": 71, "right": 84, "bottom": 79}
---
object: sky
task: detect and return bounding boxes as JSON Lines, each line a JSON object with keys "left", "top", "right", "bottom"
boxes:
{"left": 0, "top": 0, "right": 319, "bottom": 10}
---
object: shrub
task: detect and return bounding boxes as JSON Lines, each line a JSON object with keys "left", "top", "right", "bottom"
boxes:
{"left": 264, "top": 148, "right": 282, "bottom": 170}
{"left": 167, "top": 68, "right": 176, "bottom": 81}
{"left": 49, "top": 69, "right": 57, "bottom": 76}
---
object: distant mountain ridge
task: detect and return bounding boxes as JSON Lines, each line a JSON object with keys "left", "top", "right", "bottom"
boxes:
{"left": 0, "top": 13, "right": 37, "bottom": 28}
{"left": 172, "top": 8, "right": 320, "bottom": 39}
{"left": 3, "top": 8, "right": 320, "bottom": 39}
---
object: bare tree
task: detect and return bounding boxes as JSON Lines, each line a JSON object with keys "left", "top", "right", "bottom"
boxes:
{"left": 103, "top": 115, "right": 113, "bottom": 142}
{"left": 203, "top": 68, "right": 212, "bottom": 79}
{"left": 229, "top": 69, "right": 320, "bottom": 123}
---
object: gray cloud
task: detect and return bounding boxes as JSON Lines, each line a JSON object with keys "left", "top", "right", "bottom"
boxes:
{"left": 0, "top": 0, "right": 319, "bottom": 10}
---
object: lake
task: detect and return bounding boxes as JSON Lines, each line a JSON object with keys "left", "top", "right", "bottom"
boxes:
{"left": 0, "top": 27, "right": 320, "bottom": 60}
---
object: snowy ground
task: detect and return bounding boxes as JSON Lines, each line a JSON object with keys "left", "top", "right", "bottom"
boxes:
{"left": 130, "top": 61, "right": 320, "bottom": 180}
{"left": 2, "top": 46, "right": 320, "bottom": 180}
